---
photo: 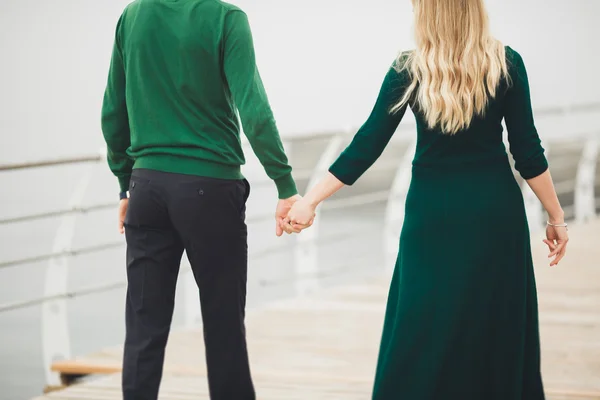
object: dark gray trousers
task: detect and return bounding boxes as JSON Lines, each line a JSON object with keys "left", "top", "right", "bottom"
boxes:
{"left": 122, "top": 168, "right": 254, "bottom": 400}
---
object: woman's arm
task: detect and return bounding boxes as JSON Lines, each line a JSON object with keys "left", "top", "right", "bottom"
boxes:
{"left": 305, "top": 172, "right": 346, "bottom": 207}
{"left": 526, "top": 169, "right": 564, "bottom": 224}
{"left": 503, "top": 47, "right": 549, "bottom": 181}
{"left": 283, "top": 61, "right": 410, "bottom": 230}
{"left": 503, "top": 48, "right": 568, "bottom": 266}
{"left": 327, "top": 63, "right": 410, "bottom": 186}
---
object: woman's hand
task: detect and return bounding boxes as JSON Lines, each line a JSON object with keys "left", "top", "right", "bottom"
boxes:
{"left": 543, "top": 223, "right": 569, "bottom": 266}
{"left": 281, "top": 198, "right": 317, "bottom": 234}
{"left": 278, "top": 172, "right": 345, "bottom": 234}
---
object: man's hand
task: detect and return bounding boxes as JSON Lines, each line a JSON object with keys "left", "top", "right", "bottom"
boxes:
{"left": 275, "top": 195, "right": 301, "bottom": 236}
{"left": 118, "top": 199, "right": 128, "bottom": 234}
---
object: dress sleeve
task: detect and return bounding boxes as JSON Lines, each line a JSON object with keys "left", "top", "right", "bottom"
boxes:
{"left": 328, "top": 64, "right": 410, "bottom": 185}
{"left": 503, "top": 47, "right": 548, "bottom": 180}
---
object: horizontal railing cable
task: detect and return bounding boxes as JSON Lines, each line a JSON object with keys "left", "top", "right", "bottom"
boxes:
{"left": 0, "top": 231, "right": 359, "bottom": 313}
{"left": 0, "top": 189, "right": 389, "bottom": 272}
{"left": 0, "top": 281, "right": 126, "bottom": 314}
{"left": 0, "top": 203, "right": 115, "bottom": 225}
{"left": 0, "top": 154, "right": 104, "bottom": 172}
{"left": 534, "top": 102, "right": 600, "bottom": 116}
{"left": 0, "top": 241, "right": 124, "bottom": 270}
{"left": 0, "top": 189, "right": 390, "bottom": 271}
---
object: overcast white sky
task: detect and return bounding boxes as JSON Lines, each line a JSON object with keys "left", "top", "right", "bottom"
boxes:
{"left": 1, "top": 0, "right": 598, "bottom": 163}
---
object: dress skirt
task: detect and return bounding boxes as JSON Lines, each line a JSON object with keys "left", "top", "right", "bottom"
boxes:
{"left": 372, "top": 158, "right": 545, "bottom": 400}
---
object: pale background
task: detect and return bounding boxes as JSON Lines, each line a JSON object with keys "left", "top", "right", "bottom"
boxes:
{"left": 1, "top": 0, "right": 599, "bottom": 164}
{"left": 0, "top": 1, "right": 599, "bottom": 399}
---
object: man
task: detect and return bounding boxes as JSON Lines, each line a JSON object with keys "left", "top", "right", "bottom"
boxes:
{"left": 101, "top": 0, "right": 301, "bottom": 399}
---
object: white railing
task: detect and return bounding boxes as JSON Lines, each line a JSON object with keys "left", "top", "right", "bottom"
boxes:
{"left": 575, "top": 139, "right": 600, "bottom": 224}
{"left": 384, "top": 136, "right": 417, "bottom": 267}
{"left": 0, "top": 102, "right": 598, "bottom": 387}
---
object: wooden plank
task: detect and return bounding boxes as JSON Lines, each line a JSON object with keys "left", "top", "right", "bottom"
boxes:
{"left": 32, "top": 375, "right": 600, "bottom": 400}
{"left": 37, "top": 220, "right": 600, "bottom": 399}
{"left": 51, "top": 361, "right": 121, "bottom": 376}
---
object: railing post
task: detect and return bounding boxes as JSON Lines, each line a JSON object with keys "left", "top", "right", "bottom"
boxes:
{"left": 384, "top": 138, "right": 417, "bottom": 269}
{"left": 521, "top": 183, "right": 544, "bottom": 232}
{"left": 575, "top": 138, "right": 599, "bottom": 224}
{"left": 41, "top": 152, "right": 100, "bottom": 387}
{"left": 293, "top": 132, "right": 345, "bottom": 296}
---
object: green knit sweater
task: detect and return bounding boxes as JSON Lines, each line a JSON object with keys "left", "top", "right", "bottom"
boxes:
{"left": 101, "top": 0, "right": 297, "bottom": 199}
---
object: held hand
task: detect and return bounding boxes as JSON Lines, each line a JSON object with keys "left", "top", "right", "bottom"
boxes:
{"left": 543, "top": 223, "right": 569, "bottom": 266}
{"left": 275, "top": 195, "right": 302, "bottom": 237}
{"left": 283, "top": 197, "right": 317, "bottom": 234}
{"left": 118, "top": 199, "right": 128, "bottom": 234}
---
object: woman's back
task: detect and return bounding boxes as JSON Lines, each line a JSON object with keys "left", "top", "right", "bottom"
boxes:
{"left": 329, "top": 45, "right": 546, "bottom": 186}
{"left": 406, "top": 46, "right": 547, "bottom": 180}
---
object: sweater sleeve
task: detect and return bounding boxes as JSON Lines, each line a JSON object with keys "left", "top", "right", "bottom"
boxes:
{"left": 222, "top": 10, "right": 297, "bottom": 199}
{"left": 101, "top": 13, "right": 134, "bottom": 193}
{"left": 503, "top": 47, "right": 548, "bottom": 180}
{"left": 329, "top": 64, "right": 409, "bottom": 185}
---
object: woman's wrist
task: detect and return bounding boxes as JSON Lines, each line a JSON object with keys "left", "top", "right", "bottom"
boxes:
{"left": 304, "top": 192, "right": 320, "bottom": 208}
{"left": 547, "top": 210, "right": 565, "bottom": 225}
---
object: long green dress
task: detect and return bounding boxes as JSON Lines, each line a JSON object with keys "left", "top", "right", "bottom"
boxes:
{"left": 329, "top": 47, "right": 547, "bottom": 400}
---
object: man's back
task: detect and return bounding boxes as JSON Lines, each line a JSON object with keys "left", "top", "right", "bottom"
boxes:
{"left": 102, "top": 0, "right": 297, "bottom": 199}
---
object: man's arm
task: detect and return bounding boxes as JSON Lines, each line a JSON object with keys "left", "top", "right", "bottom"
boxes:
{"left": 222, "top": 10, "right": 297, "bottom": 200}
{"left": 101, "top": 14, "right": 134, "bottom": 194}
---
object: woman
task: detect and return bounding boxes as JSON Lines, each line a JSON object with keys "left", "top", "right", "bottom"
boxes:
{"left": 284, "top": 0, "right": 569, "bottom": 398}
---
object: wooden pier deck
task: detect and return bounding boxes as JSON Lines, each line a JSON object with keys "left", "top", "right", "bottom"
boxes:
{"left": 33, "top": 220, "right": 600, "bottom": 399}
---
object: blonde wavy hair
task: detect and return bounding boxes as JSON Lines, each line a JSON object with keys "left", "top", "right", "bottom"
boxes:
{"left": 391, "top": 0, "right": 509, "bottom": 134}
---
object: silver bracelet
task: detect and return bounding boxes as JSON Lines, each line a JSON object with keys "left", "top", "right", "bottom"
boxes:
{"left": 547, "top": 221, "right": 568, "bottom": 229}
